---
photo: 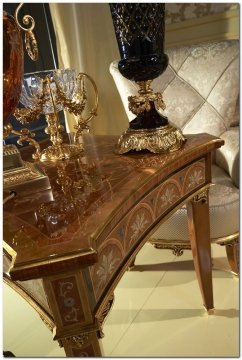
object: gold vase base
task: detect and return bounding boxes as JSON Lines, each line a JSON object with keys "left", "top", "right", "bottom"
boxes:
{"left": 39, "top": 143, "right": 83, "bottom": 162}
{"left": 115, "top": 124, "right": 186, "bottom": 154}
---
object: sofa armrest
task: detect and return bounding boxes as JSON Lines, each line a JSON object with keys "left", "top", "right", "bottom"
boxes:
{"left": 215, "top": 127, "right": 239, "bottom": 187}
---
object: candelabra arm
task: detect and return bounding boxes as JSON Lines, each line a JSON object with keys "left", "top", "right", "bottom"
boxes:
{"left": 73, "top": 73, "right": 98, "bottom": 144}
{"left": 52, "top": 71, "right": 99, "bottom": 145}
{"left": 11, "top": 128, "right": 42, "bottom": 160}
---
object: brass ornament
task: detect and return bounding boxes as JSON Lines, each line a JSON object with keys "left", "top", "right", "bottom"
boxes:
{"left": 116, "top": 79, "right": 186, "bottom": 154}
{"left": 14, "top": 91, "right": 45, "bottom": 125}
{"left": 193, "top": 190, "right": 208, "bottom": 203}
{"left": 13, "top": 70, "right": 98, "bottom": 162}
{"left": 154, "top": 243, "right": 192, "bottom": 256}
{"left": 3, "top": 122, "right": 41, "bottom": 161}
{"left": 55, "top": 72, "right": 98, "bottom": 145}
{"left": 115, "top": 124, "right": 186, "bottom": 154}
{"left": 128, "top": 80, "right": 166, "bottom": 115}
{"left": 14, "top": 3, "right": 39, "bottom": 61}
{"left": 24, "top": 29, "right": 39, "bottom": 61}
{"left": 96, "top": 293, "right": 114, "bottom": 338}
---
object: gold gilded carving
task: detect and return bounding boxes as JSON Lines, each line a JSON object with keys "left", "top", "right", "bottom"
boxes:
{"left": 14, "top": 94, "right": 45, "bottom": 125}
{"left": 193, "top": 190, "right": 208, "bottom": 203}
{"left": 24, "top": 28, "right": 38, "bottom": 61}
{"left": 96, "top": 294, "right": 114, "bottom": 338}
{"left": 116, "top": 125, "right": 186, "bottom": 154}
{"left": 66, "top": 333, "right": 90, "bottom": 348}
{"left": 39, "top": 315, "right": 54, "bottom": 332}
{"left": 55, "top": 72, "right": 98, "bottom": 145}
{"left": 128, "top": 80, "right": 166, "bottom": 115}
{"left": 154, "top": 243, "right": 191, "bottom": 256}
{"left": 14, "top": 3, "right": 39, "bottom": 61}
{"left": 4, "top": 123, "right": 42, "bottom": 161}
{"left": 13, "top": 71, "right": 98, "bottom": 161}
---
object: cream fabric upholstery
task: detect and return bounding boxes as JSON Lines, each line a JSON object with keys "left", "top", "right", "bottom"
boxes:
{"left": 110, "top": 40, "right": 239, "bottom": 133}
{"left": 109, "top": 39, "right": 239, "bottom": 245}
{"left": 216, "top": 127, "right": 239, "bottom": 187}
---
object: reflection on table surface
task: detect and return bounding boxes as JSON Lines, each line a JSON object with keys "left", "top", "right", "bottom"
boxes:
{"left": 3, "top": 133, "right": 222, "bottom": 280}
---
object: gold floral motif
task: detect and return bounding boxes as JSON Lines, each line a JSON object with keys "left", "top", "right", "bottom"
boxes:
{"left": 14, "top": 92, "right": 45, "bottom": 125}
{"left": 128, "top": 80, "right": 166, "bottom": 115}
{"left": 187, "top": 169, "right": 204, "bottom": 189}
{"left": 96, "top": 250, "right": 121, "bottom": 290}
{"left": 130, "top": 212, "right": 149, "bottom": 241}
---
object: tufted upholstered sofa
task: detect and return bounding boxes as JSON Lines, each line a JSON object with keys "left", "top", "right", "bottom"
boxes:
{"left": 110, "top": 39, "right": 239, "bottom": 275}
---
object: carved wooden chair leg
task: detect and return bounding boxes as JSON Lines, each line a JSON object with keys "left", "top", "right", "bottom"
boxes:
{"left": 224, "top": 240, "right": 239, "bottom": 276}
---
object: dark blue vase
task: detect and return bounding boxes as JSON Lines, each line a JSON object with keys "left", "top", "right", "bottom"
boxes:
{"left": 110, "top": 3, "right": 169, "bottom": 129}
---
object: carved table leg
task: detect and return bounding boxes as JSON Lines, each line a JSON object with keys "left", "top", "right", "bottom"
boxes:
{"left": 186, "top": 190, "right": 214, "bottom": 311}
{"left": 42, "top": 271, "right": 102, "bottom": 357}
{"left": 61, "top": 332, "right": 102, "bottom": 357}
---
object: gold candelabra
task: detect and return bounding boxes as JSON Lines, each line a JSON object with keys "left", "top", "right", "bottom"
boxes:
{"left": 14, "top": 69, "right": 98, "bottom": 162}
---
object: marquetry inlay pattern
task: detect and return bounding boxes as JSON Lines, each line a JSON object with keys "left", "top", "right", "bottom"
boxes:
{"left": 90, "top": 158, "right": 206, "bottom": 301}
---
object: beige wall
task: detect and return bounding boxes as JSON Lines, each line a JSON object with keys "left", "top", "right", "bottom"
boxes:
{"left": 165, "top": 4, "right": 239, "bottom": 48}
{"left": 166, "top": 3, "right": 239, "bottom": 24}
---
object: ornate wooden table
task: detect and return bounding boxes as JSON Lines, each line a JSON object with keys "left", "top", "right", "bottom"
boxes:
{"left": 3, "top": 133, "right": 223, "bottom": 357}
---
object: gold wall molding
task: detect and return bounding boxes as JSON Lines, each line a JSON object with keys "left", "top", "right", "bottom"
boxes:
{"left": 165, "top": 9, "right": 239, "bottom": 48}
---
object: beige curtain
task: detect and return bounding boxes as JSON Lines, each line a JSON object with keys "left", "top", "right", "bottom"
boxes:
{"left": 49, "top": 3, "right": 128, "bottom": 136}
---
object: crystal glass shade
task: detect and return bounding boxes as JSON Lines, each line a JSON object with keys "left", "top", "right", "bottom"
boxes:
{"left": 20, "top": 69, "right": 77, "bottom": 114}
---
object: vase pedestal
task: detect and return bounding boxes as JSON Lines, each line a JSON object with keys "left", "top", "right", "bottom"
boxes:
{"left": 115, "top": 124, "right": 186, "bottom": 154}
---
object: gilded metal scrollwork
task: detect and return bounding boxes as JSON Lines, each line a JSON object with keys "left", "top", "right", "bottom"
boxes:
{"left": 116, "top": 125, "right": 185, "bottom": 154}
{"left": 96, "top": 293, "right": 114, "bottom": 338}
{"left": 13, "top": 70, "right": 99, "bottom": 162}
{"left": 128, "top": 80, "right": 166, "bottom": 115}
{"left": 55, "top": 72, "right": 99, "bottom": 145}
{"left": 193, "top": 190, "right": 208, "bottom": 203}
{"left": 14, "top": 3, "right": 39, "bottom": 61}
{"left": 115, "top": 79, "right": 185, "bottom": 154}
{"left": 14, "top": 91, "right": 45, "bottom": 125}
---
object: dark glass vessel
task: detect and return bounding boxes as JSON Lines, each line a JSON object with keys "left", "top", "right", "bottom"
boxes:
{"left": 110, "top": 3, "right": 168, "bottom": 81}
{"left": 110, "top": 3, "right": 169, "bottom": 129}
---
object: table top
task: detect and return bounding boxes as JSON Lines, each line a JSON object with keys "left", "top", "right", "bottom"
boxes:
{"left": 3, "top": 133, "right": 223, "bottom": 281}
